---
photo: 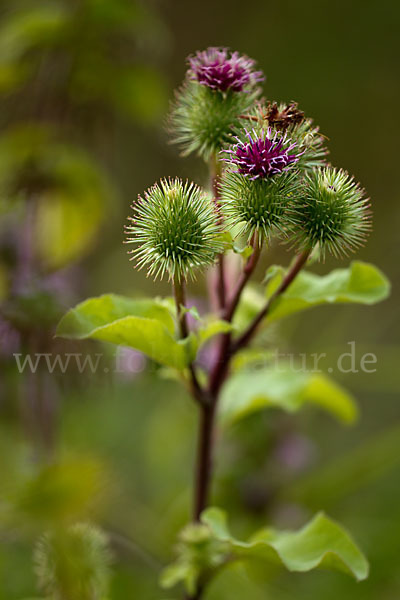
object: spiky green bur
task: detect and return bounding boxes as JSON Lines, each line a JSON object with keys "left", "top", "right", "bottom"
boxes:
{"left": 289, "top": 167, "right": 372, "bottom": 258}
{"left": 126, "top": 178, "right": 224, "bottom": 281}
{"left": 34, "top": 523, "right": 111, "bottom": 600}
{"left": 169, "top": 82, "right": 260, "bottom": 161}
{"left": 221, "top": 171, "right": 299, "bottom": 241}
{"left": 220, "top": 170, "right": 301, "bottom": 242}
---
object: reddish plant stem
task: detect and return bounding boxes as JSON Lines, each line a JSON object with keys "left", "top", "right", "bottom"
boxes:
{"left": 216, "top": 254, "right": 226, "bottom": 311}
{"left": 173, "top": 277, "right": 215, "bottom": 526}
{"left": 186, "top": 249, "right": 311, "bottom": 599}
{"left": 193, "top": 400, "right": 216, "bottom": 521}
{"left": 208, "top": 237, "right": 262, "bottom": 398}
{"left": 173, "top": 275, "right": 189, "bottom": 339}
{"left": 224, "top": 236, "right": 261, "bottom": 322}
{"left": 210, "top": 155, "right": 226, "bottom": 311}
{"left": 232, "top": 248, "right": 311, "bottom": 353}
{"left": 173, "top": 276, "right": 204, "bottom": 406}
{"left": 196, "top": 249, "right": 311, "bottom": 506}
{"left": 190, "top": 239, "right": 262, "bottom": 532}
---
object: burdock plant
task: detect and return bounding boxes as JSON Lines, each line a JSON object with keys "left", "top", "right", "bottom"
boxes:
{"left": 57, "top": 47, "right": 390, "bottom": 600}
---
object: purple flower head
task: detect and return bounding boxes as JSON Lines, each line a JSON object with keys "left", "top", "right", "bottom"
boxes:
{"left": 188, "top": 47, "right": 264, "bottom": 92}
{"left": 224, "top": 129, "right": 300, "bottom": 180}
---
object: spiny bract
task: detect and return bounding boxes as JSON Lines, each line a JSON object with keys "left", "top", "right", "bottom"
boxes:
{"left": 220, "top": 169, "right": 301, "bottom": 242}
{"left": 289, "top": 167, "right": 372, "bottom": 258}
{"left": 126, "top": 178, "right": 223, "bottom": 281}
{"left": 169, "top": 81, "right": 260, "bottom": 161}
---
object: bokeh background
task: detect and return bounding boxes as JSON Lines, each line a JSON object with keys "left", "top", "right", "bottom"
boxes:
{"left": 0, "top": 0, "right": 399, "bottom": 598}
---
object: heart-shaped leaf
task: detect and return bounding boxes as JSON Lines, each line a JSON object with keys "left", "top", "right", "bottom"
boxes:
{"left": 56, "top": 294, "right": 194, "bottom": 370}
{"left": 267, "top": 261, "right": 390, "bottom": 322}
{"left": 219, "top": 364, "right": 358, "bottom": 425}
{"left": 202, "top": 507, "right": 369, "bottom": 581}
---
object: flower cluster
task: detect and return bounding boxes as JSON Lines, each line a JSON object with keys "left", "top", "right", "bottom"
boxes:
{"left": 129, "top": 47, "right": 372, "bottom": 271}
{"left": 188, "top": 47, "right": 264, "bottom": 93}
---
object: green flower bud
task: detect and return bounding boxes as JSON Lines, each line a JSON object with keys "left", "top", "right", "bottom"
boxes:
{"left": 289, "top": 167, "right": 372, "bottom": 258}
{"left": 168, "top": 82, "right": 260, "bottom": 161}
{"left": 126, "top": 178, "right": 224, "bottom": 281}
{"left": 34, "top": 523, "right": 111, "bottom": 600}
{"left": 220, "top": 169, "right": 301, "bottom": 242}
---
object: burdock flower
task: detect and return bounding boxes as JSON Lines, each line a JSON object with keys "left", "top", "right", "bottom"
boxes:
{"left": 125, "top": 179, "right": 223, "bottom": 281}
{"left": 289, "top": 167, "right": 372, "bottom": 258}
{"left": 188, "top": 47, "right": 264, "bottom": 93}
{"left": 220, "top": 129, "right": 302, "bottom": 242}
{"left": 168, "top": 49, "right": 263, "bottom": 161}
{"left": 224, "top": 128, "right": 299, "bottom": 179}
{"left": 238, "top": 103, "right": 328, "bottom": 172}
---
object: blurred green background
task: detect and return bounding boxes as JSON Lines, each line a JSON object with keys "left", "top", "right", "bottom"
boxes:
{"left": 0, "top": 0, "right": 399, "bottom": 598}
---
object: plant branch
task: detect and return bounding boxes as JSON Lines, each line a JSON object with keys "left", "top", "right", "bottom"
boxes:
{"left": 207, "top": 235, "right": 262, "bottom": 399}
{"left": 210, "top": 154, "right": 226, "bottom": 311}
{"left": 232, "top": 248, "right": 311, "bottom": 353}
{"left": 190, "top": 237, "right": 263, "bottom": 537}
{"left": 193, "top": 401, "right": 216, "bottom": 521}
{"left": 223, "top": 235, "right": 261, "bottom": 322}
{"left": 185, "top": 243, "right": 310, "bottom": 600}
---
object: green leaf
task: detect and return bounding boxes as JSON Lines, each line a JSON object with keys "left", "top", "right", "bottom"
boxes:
{"left": 219, "top": 365, "right": 358, "bottom": 425}
{"left": 196, "top": 319, "right": 234, "bottom": 348}
{"left": 267, "top": 261, "right": 390, "bottom": 322}
{"left": 202, "top": 508, "right": 369, "bottom": 581}
{"left": 56, "top": 294, "right": 193, "bottom": 370}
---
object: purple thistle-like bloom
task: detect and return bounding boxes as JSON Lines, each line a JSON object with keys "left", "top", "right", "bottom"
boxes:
{"left": 225, "top": 129, "right": 299, "bottom": 180}
{"left": 188, "top": 47, "right": 264, "bottom": 92}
